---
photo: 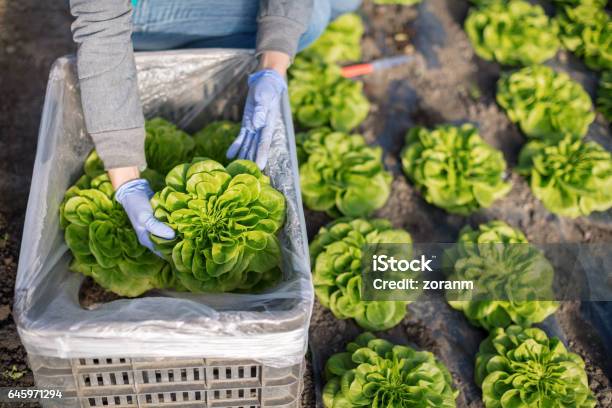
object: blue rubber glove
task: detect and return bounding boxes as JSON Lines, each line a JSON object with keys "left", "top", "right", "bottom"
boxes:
{"left": 227, "top": 69, "right": 287, "bottom": 169}
{"left": 115, "top": 179, "right": 175, "bottom": 255}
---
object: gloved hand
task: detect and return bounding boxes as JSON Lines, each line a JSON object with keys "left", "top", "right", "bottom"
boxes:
{"left": 227, "top": 69, "right": 287, "bottom": 169}
{"left": 115, "top": 178, "right": 175, "bottom": 255}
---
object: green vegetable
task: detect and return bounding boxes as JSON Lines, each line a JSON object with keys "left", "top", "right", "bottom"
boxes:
{"left": 323, "top": 332, "right": 458, "bottom": 408}
{"left": 401, "top": 124, "right": 510, "bottom": 215}
{"left": 553, "top": 0, "right": 607, "bottom": 6}
{"left": 475, "top": 325, "right": 596, "bottom": 408}
{"left": 150, "top": 159, "right": 286, "bottom": 293}
{"left": 374, "top": 0, "right": 422, "bottom": 5}
{"left": 497, "top": 65, "right": 594, "bottom": 140}
{"left": 517, "top": 135, "right": 612, "bottom": 217}
{"left": 597, "top": 70, "right": 612, "bottom": 121}
{"left": 300, "top": 13, "right": 364, "bottom": 64}
{"left": 144, "top": 118, "right": 195, "bottom": 175}
{"left": 311, "top": 219, "right": 412, "bottom": 331}
{"left": 469, "top": 0, "right": 507, "bottom": 6}
{"left": 83, "top": 150, "right": 165, "bottom": 192}
{"left": 556, "top": 2, "right": 612, "bottom": 71}
{"left": 60, "top": 174, "right": 173, "bottom": 297}
{"left": 444, "top": 221, "right": 559, "bottom": 330}
{"left": 193, "top": 121, "right": 240, "bottom": 166}
{"left": 465, "top": 0, "right": 559, "bottom": 66}
{"left": 289, "top": 57, "right": 370, "bottom": 132}
{"left": 298, "top": 128, "right": 391, "bottom": 217}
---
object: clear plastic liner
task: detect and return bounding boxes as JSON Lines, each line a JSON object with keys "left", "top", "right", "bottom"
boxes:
{"left": 13, "top": 49, "right": 313, "bottom": 368}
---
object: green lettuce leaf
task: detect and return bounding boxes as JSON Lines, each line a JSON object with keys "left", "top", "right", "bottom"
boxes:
{"left": 150, "top": 158, "right": 286, "bottom": 293}
{"left": 444, "top": 221, "right": 559, "bottom": 330}
{"left": 597, "top": 70, "right": 612, "bottom": 121}
{"left": 144, "top": 118, "right": 195, "bottom": 175}
{"left": 475, "top": 325, "right": 596, "bottom": 408}
{"left": 300, "top": 13, "right": 364, "bottom": 64}
{"left": 401, "top": 124, "right": 511, "bottom": 215}
{"left": 289, "top": 57, "right": 370, "bottom": 132}
{"left": 517, "top": 135, "right": 612, "bottom": 217}
{"left": 298, "top": 128, "right": 391, "bottom": 217}
{"left": 311, "top": 218, "right": 412, "bottom": 331}
{"left": 323, "top": 333, "right": 458, "bottom": 408}
{"left": 193, "top": 121, "right": 240, "bottom": 166}
{"left": 59, "top": 174, "right": 173, "bottom": 297}
{"left": 556, "top": 1, "right": 612, "bottom": 71}
{"left": 465, "top": 0, "right": 560, "bottom": 66}
{"left": 497, "top": 65, "right": 594, "bottom": 140}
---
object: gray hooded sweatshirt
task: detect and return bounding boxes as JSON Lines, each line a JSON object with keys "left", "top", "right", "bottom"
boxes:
{"left": 69, "top": 0, "right": 313, "bottom": 170}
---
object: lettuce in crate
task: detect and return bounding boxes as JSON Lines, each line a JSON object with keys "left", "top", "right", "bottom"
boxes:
{"left": 144, "top": 117, "right": 195, "bottom": 175}
{"left": 310, "top": 218, "right": 413, "bottom": 331}
{"left": 517, "top": 134, "right": 612, "bottom": 218}
{"left": 497, "top": 65, "right": 594, "bottom": 141}
{"left": 465, "top": 0, "right": 559, "bottom": 66}
{"left": 60, "top": 174, "right": 174, "bottom": 297}
{"left": 151, "top": 159, "right": 285, "bottom": 293}
{"left": 401, "top": 124, "right": 510, "bottom": 215}
{"left": 289, "top": 56, "right": 370, "bottom": 132}
{"left": 83, "top": 150, "right": 165, "bottom": 192}
{"left": 298, "top": 128, "right": 391, "bottom": 217}
{"left": 300, "top": 13, "right": 364, "bottom": 64}
{"left": 444, "top": 221, "right": 559, "bottom": 330}
{"left": 475, "top": 325, "right": 596, "bottom": 408}
{"left": 193, "top": 120, "right": 240, "bottom": 166}
{"left": 323, "top": 332, "right": 458, "bottom": 408}
{"left": 84, "top": 117, "right": 197, "bottom": 190}
{"left": 555, "top": 1, "right": 612, "bottom": 71}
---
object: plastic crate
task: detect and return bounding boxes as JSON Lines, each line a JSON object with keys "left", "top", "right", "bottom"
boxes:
{"left": 15, "top": 50, "right": 312, "bottom": 408}
{"left": 29, "top": 355, "right": 303, "bottom": 407}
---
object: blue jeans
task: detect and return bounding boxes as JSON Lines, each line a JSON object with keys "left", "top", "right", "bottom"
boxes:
{"left": 132, "top": 0, "right": 362, "bottom": 52}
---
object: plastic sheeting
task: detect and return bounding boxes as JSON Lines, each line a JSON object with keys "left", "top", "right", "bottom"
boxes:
{"left": 14, "top": 49, "right": 314, "bottom": 368}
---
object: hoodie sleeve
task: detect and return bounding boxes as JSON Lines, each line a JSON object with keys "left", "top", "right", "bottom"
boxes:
{"left": 70, "top": 0, "right": 146, "bottom": 170}
{"left": 256, "top": 0, "right": 314, "bottom": 59}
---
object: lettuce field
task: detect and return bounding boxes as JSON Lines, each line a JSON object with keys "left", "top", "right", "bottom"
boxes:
{"left": 0, "top": 0, "right": 610, "bottom": 407}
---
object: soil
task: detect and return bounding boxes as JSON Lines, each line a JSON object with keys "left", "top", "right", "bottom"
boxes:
{"left": 0, "top": 1, "right": 610, "bottom": 408}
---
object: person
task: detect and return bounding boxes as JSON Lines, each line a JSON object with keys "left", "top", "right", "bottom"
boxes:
{"left": 69, "top": 0, "right": 361, "bottom": 254}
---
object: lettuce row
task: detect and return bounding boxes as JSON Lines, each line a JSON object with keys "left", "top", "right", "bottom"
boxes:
{"left": 518, "top": 135, "right": 612, "bottom": 217}
{"left": 401, "top": 124, "right": 510, "bottom": 215}
{"left": 151, "top": 159, "right": 285, "bottom": 293}
{"left": 555, "top": 1, "right": 612, "bottom": 71}
{"left": 597, "top": 70, "right": 612, "bottom": 122}
{"left": 299, "top": 128, "right": 391, "bottom": 217}
{"left": 59, "top": 174, "right": 174, "bottom": 297}
{"left": 465, "top": 0, "right": 559, "bottom": 66}
{"left": 323, "top": 332, "right": 458, "bottom": 408}
{"left": 193, "top": 120, "right": 241, "bottom": 166}
{"left": 444, "top": 221, "right": 559, "bottom": 330}
{"left": 475, "top": 325, "right": 596, "bottom": 408}
{"left": 310, "top": 219, "right": 412, "bottom": 331}
{"left": 289, "top": 57, "right": 370, "bottom": 132}
{"left": 300, "top": 13, "right": 364, "bottom": 64}
{"left": 497, "top": 65, "right": 594, "bottom": 141}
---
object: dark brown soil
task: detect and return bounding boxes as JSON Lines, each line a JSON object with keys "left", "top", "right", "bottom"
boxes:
{"left": 1, "top": 1, "right": 610, "bottom": 408}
